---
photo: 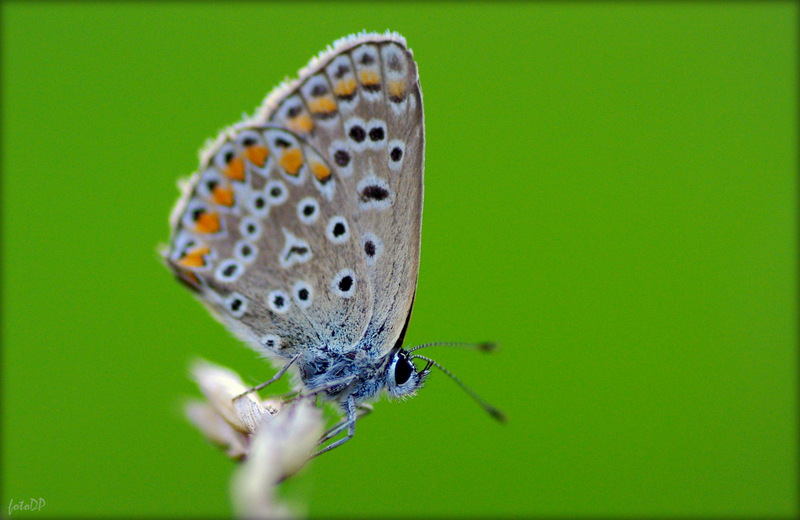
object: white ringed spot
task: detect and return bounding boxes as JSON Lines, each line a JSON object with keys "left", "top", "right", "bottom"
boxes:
{"left": 357, "top": 175, "right": 394, "bottom": 211}
{"left": 344, "top": 117, "right": 369, "bottom": 153}
{"left": 215, "top": 258, "right": 244, "bottom": 283}
{"left": 328, "top": 140, "right": 354, "bottom": 178}
{"left": 292, "top": 280, "right": 314, "bottom": 309}
{"left": 234, "top": 240, "right": 258, "bottom": 264}
{"left": 246, "top": 191, "right": 270, "bottom": 218}
{"left": 331, "top": 268, "right": 357, "bottom": 298}
{"left": 361, "top": 232, "right": 383, "bottom": 266}
{"left": 365, "top": 118, "right": 387, "bottom": 150}
{"left": 239, "top": 217, "right": 261, "bottom": 241}
{"left": 265, "top": 179, "right": 289, "bottom": 206}
{"left": 278, "top": 228, "right": 312, "bottom": 269}
{"left": 267, "top": 289, "right": 291, "bottom": 314}
{"left": 297, "top": 197, "right": 320, "bottom": 225}
{"left": 224, "top": 292, "right": 248, "bottom": 318}
{"left": 387, "top": 139, "right": 405, "bottom": 172}
{"left": 325, "top": 216, "right": 350, "bottom": 244}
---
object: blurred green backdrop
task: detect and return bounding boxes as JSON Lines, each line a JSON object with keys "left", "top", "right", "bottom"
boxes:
{"left": 2, "top": 2, "right": 797, "bottom": 518}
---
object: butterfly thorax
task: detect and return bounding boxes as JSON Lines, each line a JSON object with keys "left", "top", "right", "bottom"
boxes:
{"left": 297, "top": 346, "right": 388, "bottom": 402}
{"left": 298, "top": 344, "right": 426, "bottom": 406}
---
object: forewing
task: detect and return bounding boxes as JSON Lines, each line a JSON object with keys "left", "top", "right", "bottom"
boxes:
{"left": 259, "top": 32, "right": 424, "bottom": 357}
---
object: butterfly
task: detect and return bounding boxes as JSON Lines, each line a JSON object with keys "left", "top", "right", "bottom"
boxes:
{"left": 164, "top": 31, "right": 503, "bottom": 456}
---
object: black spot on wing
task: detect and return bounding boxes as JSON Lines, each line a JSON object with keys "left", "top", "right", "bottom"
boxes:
{"left": 360, "top": 185, "right": 389, "bottom": 202}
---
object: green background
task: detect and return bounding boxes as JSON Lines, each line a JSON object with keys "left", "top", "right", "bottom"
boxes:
{"left": 2, "top": 2, "right": 797, "bottom": 517}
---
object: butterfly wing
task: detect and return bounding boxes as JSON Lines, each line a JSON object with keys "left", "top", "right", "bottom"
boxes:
{"left": 261, "top": 32, "right": 424, "bottom": 357}
{"left": 164, "top": 31, "right": 422, "bottom": 370}
{"left": 164, "top": 124, "right": 374, "bottom": 360}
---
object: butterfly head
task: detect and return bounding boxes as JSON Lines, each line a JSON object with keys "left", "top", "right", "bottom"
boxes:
{"left": 384, "top": 348, "right": 432, "bottom": 399}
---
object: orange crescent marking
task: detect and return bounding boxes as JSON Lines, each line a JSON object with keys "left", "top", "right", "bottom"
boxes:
{"left": 280, "top": 148, "right": 303, "bottom": 176}
{"left": 212, "top": 185, "right": 234, "bottom": 207}
{"left": 309, "top": 96, "right": 337, "bottom": 114}
{"left": 310, "top": 161, "right": 331, "bottom": 182}
{"left": 224, "top": 157, "right": 245, "bottom": 181}
{"left": 333, "top": 78, "right": 357, "bottom": 96}
{"left": 388, "top": 80, "right": 406, "bottom": 98}
{"left": 178, "top": 246, "right": 211, "bottom": 268}
{"left": 194, "top": 211, "right": 220, "bottom": 234}
{"left": 358, "top": 70, "right": 380, "bottom": 86}
{"left": 245, "top": 145, "right": 269, "bottom": 167}
{"left": 289, "top": 114, "right": 314, "bottom": 134}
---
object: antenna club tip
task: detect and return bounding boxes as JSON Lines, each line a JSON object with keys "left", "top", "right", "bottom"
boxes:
{"left": 479, "top": 342, "right": 499, "bottom": 352}
{"left": 487, "top": 407, "right": 507, "bottom": 423}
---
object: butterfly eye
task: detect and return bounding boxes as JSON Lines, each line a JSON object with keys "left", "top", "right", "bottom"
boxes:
{"left": 310, "top": 84, "right": 326, "bottom": 97}
{"left": 359, "top": 52, "right": 374, "bottom": 65}
{"left": 394, "top": 357, "right": 413, "bottom": 386}
{"left": 352, "top": 45, "right": 382, "bottom": 98}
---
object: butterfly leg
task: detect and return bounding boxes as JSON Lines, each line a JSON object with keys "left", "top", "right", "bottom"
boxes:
{"left": 312, "top": 396, "right": 357, "bottom": 458}
{"left": 317, "top": 403, "right": 372, "bottom": 445}
{"left": 233, "top": 354, "right": 300, "bottom": 400}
